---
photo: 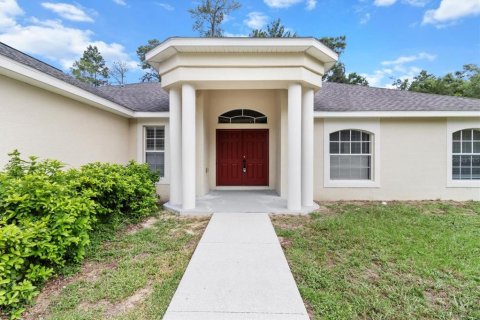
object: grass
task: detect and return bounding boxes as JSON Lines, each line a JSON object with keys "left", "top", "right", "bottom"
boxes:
{"left": 23, "top": 212, "right": 209, "bottom": 320}
{"left": 271, "top": 201, "right": 480, "bottom": 320}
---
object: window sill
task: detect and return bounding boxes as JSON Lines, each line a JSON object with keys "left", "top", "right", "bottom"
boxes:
{"left": 324, "top": 180, "right": 380, "bottom": 188}
{"left": 447, "top": 180, "right": 480, "bottom": 188}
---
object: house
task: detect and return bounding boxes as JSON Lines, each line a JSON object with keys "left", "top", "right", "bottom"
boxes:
{"left": 0, "top": 37, "right": 479, "bottom": 213}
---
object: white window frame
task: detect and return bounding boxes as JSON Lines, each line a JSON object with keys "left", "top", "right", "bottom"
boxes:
{"left": 324, "top": 118, "right": 380, "bottom": 188}
{"left": 446, "top": 118, "right": 480, "bottom": 188}
{"left": 136, "top": 119, "right": 169, "bottom": 184}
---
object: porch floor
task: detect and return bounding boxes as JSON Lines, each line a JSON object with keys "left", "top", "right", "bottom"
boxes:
{"left": 164, "top": 190, "right": 319, "bottom": 215}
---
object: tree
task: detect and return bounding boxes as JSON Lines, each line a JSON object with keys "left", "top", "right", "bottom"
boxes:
{"left": 250, "top": 19, "right": 296, "bottom": 38}
{"left": 136, "top": 39, "right": 161, "bottom": 82}
{"left": 189, "top": 0, "right": 241, "bottom": 37}
{"left": 71, "top": 45, "right": 109, "bottom": 87}
{"left": 110, "top": 61, "right": 129, "bottom": 86}
{"left": 318, "top": 36, "right": 368, "bottom": 86}
{"left": 392, "top": 64, "right": 480, "bottom": 98}
{"left": 318, "top": 36, "right": 346, "bottom": 56}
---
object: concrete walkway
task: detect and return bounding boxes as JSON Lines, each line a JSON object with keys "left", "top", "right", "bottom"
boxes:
{"left": 163, "top": 213, "right": 310, "bottom": 320}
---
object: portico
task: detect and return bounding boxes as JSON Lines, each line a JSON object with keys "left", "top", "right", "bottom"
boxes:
{"left": 145, "top": 37, "right": 338, "bottom": 213}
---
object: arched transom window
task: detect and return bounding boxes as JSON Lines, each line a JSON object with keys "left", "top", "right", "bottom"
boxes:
{"left": 218, "top": 109, "right": 267, "bottom": 124}
{"left": 452, "top": 128, "right": 480, "bottom": 180}
{"left": 330, "top": 129, "right": 372, "bottom": 180}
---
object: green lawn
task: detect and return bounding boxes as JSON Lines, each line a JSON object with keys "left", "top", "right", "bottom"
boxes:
{"left": 24, "top": 212, "right": 209, "bottom": 320}
{"left": 272, "top": 201, "right": 480, "bottom": 320}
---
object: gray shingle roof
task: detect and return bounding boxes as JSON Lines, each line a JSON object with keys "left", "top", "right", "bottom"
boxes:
{"left": 1, "top": 41, "right": 479, "bottom": 113}
{"left": 97, "top": 83, "right": 168, "bottom": 112}
{"left": 315, "top": 82, "right": 480, "bottom": 112}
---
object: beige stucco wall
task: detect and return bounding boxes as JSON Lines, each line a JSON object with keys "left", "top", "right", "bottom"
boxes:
{"left": 0, "top": 75, "right": 131, "bottom": 168}
{"left": 314, "top": 118, "right": 480, "bottom": 201}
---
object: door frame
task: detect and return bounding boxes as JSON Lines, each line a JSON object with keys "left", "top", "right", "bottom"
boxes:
{"left": 216, "top": 129, "right": 269, "bottom": 187}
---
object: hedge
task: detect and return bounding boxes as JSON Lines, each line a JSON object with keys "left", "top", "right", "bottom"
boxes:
{"left": 0, "top": 151, "right": 159, "bottom": 319}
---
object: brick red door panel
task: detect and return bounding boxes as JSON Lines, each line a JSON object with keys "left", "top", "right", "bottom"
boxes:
{"left": 216, "top": 129, "right": 268, "bottom": 186}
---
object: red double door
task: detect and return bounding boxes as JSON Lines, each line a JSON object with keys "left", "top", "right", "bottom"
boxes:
{"left": 216, "top": 129, "right": 269, "bottom": 186}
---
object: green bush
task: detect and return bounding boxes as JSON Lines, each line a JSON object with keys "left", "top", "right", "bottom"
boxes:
{"left": 67, "top": 161, "right": 159, "bottom": 223}
{"left": 0, "top": 151, "right": 159, "bottom": 318}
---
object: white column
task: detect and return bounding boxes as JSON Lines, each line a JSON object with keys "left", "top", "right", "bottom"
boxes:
{"left": 302, "top": 87, "right": 314, "bottom": 207}
{"left": 182, "top": 84, "right": 196, "bottom": 210}
{"left": 288, "top": 83, "right": 302, "bottom": 211}
{"left": 169, "top": 88, "right": 182, "bottom": 206}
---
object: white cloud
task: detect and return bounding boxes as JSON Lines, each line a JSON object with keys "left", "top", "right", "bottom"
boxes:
{"left": 306, "top": 0, "right": 316, "bottom": 10}
{"left": 360, "top": 12, "right": 371, "bottom": 24}
{"left": 403, "top": 0, "right": 430, "bottom": 7}
{"left": 422, "top": 0, "right": 480, "bottom": 27}
{"left": 244, "top": 11, "right": 269, "bottom": 29}
{"left": 224, "top": 32, "right": 249, "bottom": 37}
{"left": 264, "top": 0, "right": 302, "bottom": 8}
{"left": 381, "top": 52, "right": 436, "bottom": 65}
{"left": 112, "top": 0, "right": 126, "bottom": 5}
{"left": 373, "top": 0, "right": 397, "bottom": 6}
{"left": 264, "top": 0, "right": 316, "bottom": 10}
{"left": 0, "top": 0, "right": 24, "bottom": 31}
{"left": 362, "top": 52, "right": 435, "bottom": 87}
{"left": 155, "top": 2, "right": 174, "bottom": 11}
{"left": 0, "top": 3, "right": 137, "bottom": 71}
{"left": 41, "top": 2, "right": 94, "bottom": 22}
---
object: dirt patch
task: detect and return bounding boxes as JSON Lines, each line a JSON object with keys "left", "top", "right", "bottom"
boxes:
{"left": 23, "top": 276, "right": 69, "bottom": 320}
{"left": 76, "top": 283, "right": 153, "bottom": 318}
{"left": 270, "top": 215, "right": 308, "bottom": 231}
{"left": 278, "top": 236, "right": 293, "bottom": 250}
{"left": 23, "top": 261, "right": 117, "bottom": 319}
{"left": 424, "top": 288, "right": 450, "bottom": 310}
{"left": 126, "top": 216, "right": 160, "bottom": 234}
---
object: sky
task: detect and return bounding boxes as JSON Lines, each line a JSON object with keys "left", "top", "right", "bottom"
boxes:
{"left": 0, "top": 0, "right": 479, "bottom": 87}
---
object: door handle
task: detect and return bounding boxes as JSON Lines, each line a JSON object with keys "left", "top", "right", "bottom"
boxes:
{"left": 242, "top": 158, "right": 247, "bottom": 173}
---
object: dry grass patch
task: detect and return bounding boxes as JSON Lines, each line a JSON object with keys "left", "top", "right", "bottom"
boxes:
{"left": 23, "top": 212, "right": 209, "bottom": 320}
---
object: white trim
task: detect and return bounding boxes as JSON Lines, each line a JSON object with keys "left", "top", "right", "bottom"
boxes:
{"left": 136, "top": 119, "right": 170, "bottom": 184}
{"left": 446, "top": 118, "right": 480, "bottom": 188}
{"left": 323, "top": 118, "right": 381, "bottom": 188}
{"left": 145, "top": 37, "right": 338, "bottom": 68}
{"left": 0, "top": 54, "right": 134, "bottom": 117}
{"left": 315, "top": 111, "right": 480, "bottom": 118}
{"left": 134, "top": 112, "right": 169, "bottom": 118}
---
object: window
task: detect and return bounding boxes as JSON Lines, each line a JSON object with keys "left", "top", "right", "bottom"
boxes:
{"left": 218, "top": 109, "right": 267, "bottom": 124}
{"left": 329, "top": 129, "right": 372, "bottom": 180}
{"left": 452, "top": 128, "right": 480, "bottom": 180}
{"left": 145, "top": 127, "right": 165, "bottom": 177}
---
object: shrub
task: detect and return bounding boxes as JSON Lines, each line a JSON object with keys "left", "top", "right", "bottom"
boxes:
{"left": 0, "top": 151, "right": 159, "bottom": 318}
{"left": 67, "top": 161, "right": 159, "bottom": 224}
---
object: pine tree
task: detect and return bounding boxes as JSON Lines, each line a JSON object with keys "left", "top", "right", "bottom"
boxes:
{"left": 71, "top": 45, "right": 109, "bottom": 87}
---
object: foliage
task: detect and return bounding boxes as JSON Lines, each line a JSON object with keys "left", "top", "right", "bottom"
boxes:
{"left": 0, "top": 151, "right": 159, "bottom": 319}
{"left": 67, "top": 162, "right": 159, "bottom": 223}
{"left": 392, "top": 64, "right": 480, "bottom": 98}
{"left": 250, "top": 19, "right": 296, "bottom": 38}
{"left": 136, "top": 39, "right": 161, "bottom": 83}
{"left": 318, "top": 36, "right": 347, "bottom": 56}
{"left": 71, "top": 45, "right": 109, "bottom": 87}
{"left": 272, "top": 202, "right": 480, "bottom": 319}
{"left": 110, "top": 61, "right": 129, "bottom": 86}
{"left": 319, "top": 36, "right": 369, "bottom": 86}
{"left": 189, "top": 0, "right": 241, "bottom": 37}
